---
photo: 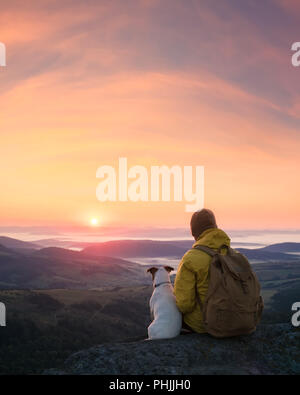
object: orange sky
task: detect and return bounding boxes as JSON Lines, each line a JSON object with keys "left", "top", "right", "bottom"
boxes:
{"left": 0, "top": 0, "right": 300, "bottom": 231}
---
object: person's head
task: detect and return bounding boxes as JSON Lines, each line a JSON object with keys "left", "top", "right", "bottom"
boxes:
{"left": 190, "top": 208, "right": 217, "bottom": 240}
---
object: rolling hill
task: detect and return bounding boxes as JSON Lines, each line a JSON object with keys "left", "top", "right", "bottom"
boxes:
{"left": 0, "top": 244, "right": 147, "bottom": 289}
{"left": 261, "top": 242, "right": 300, "bottom": 253}
{"left": 82, "top": 239, "right": 188, "bottom": 258}
{"left": 237, "top": 248, "right": 298, "bottom": 261}
{"left": 0, "top": 236, "right": 39, "bottom": 250}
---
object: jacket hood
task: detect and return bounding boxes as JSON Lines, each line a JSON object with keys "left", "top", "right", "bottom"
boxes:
{"left": 193, "top": 228, "right": 230, "bottom": 250}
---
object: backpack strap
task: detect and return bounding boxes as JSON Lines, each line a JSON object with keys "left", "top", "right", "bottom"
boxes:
{"left": 192, "top": 245, "right": 217, "bottom": 256}
{"left": 193, "top": 244, "right": 229, "bottom": 255}
{"left": 192, "top": 244, "right": 229, "bottom": 315}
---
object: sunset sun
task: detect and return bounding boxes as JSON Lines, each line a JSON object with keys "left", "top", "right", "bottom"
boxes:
{"left": 90, "top": 218, "right": 99, "bottom": 226}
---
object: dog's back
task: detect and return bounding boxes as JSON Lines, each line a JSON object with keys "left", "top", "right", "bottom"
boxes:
{"left": 147, "top": 267, "right": 182, "bottom": 340}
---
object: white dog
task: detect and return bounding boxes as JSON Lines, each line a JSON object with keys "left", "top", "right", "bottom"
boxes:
{"left": 147, "top": 266, "right": 182, "bottom": 340}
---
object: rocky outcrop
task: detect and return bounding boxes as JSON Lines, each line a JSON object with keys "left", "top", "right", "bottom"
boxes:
{"left": 45, "top": 323, "right": 299, "bottom": 375}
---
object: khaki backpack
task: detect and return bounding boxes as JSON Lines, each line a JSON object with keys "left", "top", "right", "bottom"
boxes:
{"left": 193, "top": 244, "right": 264, "bottom": 338}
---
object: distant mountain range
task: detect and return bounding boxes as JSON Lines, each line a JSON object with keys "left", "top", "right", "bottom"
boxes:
{"left": 261, "top": 242, "right": 300, "bottom": 253}
{"left": 81, "top": 240, "right": 300, "bottom": 261}
{"left": 0, "top": 236, "right": 300, "bottom": 290}
{"left": 0, "top": 243, "right": 147, "bottom": 290}
{"left": 236, "top": 248, "right": 298, "bottom": 261}
{"left": 0, "top": 236, "right": 39, "bottom": 250}
{"left": 1, "top": 235, "right": 300, "bottom": 261}
{"left": 32, "top": 238, "right": 264, "bottom": 250}
{"left": 82, "top": 240, "right": 188, "bottom": 258}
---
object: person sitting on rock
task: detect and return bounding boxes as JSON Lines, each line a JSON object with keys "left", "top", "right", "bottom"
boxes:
{"left": 174, "top": 208, "right": 231, "bottom": 333}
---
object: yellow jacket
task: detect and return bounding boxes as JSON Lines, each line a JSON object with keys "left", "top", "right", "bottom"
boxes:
{"left": 174, "top": 228, "right": 231, "bottom": 333}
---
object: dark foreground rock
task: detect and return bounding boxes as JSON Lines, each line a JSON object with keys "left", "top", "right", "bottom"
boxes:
{"left": 46, "top": 324, "right": 299, "bottom": 375}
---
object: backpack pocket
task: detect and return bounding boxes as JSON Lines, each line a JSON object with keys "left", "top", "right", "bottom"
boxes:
{"left": 215, "top": 308, "right": 257, "bottom": 337}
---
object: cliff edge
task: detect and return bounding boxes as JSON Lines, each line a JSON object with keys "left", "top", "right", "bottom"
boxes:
{"left": 46, "top": 323, "right": 299, "bottom": 375}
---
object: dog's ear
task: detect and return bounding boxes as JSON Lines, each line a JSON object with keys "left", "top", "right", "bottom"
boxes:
{"left": 147, "top": 267, "right": 158, "bottom": 275}
{"left": 147, "top": 267, "right": 158, "bottom": 281}
{"left": 164, "top": 266, "right": 174, "bottom": 273}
